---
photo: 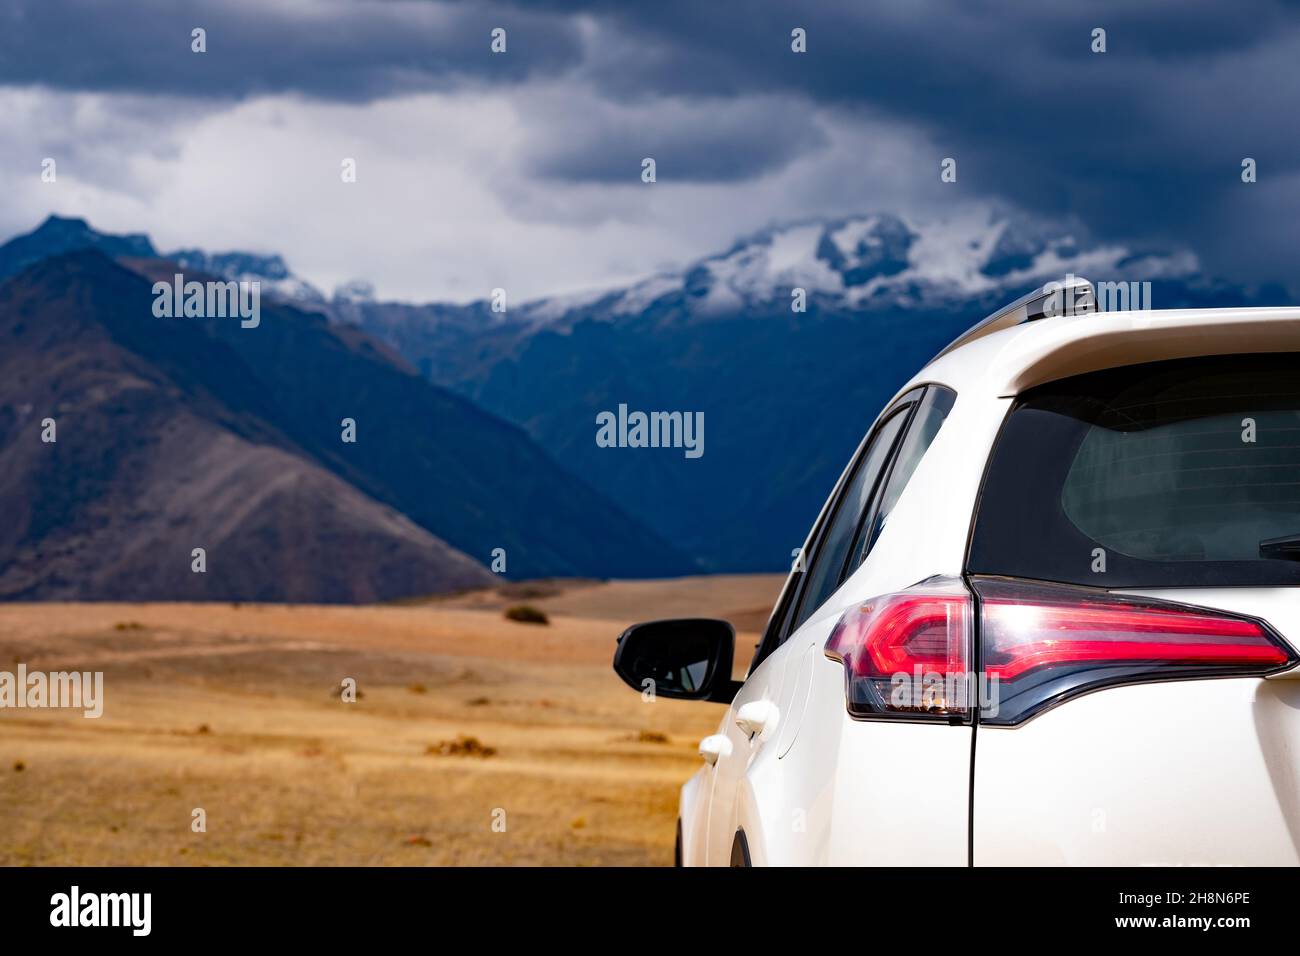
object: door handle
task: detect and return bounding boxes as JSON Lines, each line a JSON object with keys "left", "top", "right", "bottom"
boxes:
{"left": 735, "top": 700, "right": 779, "bottom": 739}
{"left": 698, "top": 734, "right": 732, "bottom": 765}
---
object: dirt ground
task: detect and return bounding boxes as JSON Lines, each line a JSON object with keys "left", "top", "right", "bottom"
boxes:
{"left": 0, "top": 575, "right": 782, "bottom": 866}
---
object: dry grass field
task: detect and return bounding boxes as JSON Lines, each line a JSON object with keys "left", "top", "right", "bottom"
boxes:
{"left": 0, "top": 575, "right": 781, "bottom": 866}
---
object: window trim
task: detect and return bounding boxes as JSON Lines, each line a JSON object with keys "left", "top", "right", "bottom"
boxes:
{"left": 747, "top": 387, "right": 929, "bottom": 672}
{"left": 843, "top": 383, "right": 958, "bottom": 578}
{"left": 790, "top": 402, "right": 915, "bottom": 629}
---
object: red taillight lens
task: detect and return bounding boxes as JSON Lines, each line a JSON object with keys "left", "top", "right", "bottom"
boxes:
{"left": 825, "top": 577, "right": 1298, "bottom": 725}
{"left": 973, "top": 577, "right": 1297, "bottom": 725}
{"left": 984, "top": 600, "right": 1283, "bottom": 678}
{"left": 824, "top": 579, "right": 974, "bottom": 720}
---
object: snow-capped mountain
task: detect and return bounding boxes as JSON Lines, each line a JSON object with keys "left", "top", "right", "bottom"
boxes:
{"left": 0, "top": 210, "right": 1268, "bottom": 575}
{"left": 513, "top": 212, "right": 1200, "bottom": 326}
{"left": 166, "top": 247, "right": 329, "bottom": 308}
{"left": 341, "top": 211, "right": 1271, "bottom": 572}
{"left": 161, "top": 248, "right": 384, "bottom": 314}
{"left": 332, "top": 278, "right": 376, "bottom": 304}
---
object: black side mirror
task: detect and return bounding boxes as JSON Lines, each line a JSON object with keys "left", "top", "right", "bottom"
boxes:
{"left": 613, "top": 618, "right": 740, "bottom": 703}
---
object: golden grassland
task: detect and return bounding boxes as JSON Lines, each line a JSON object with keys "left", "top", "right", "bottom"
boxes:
{"left": 0, "top": 575, "right": 781, "bottom": 866}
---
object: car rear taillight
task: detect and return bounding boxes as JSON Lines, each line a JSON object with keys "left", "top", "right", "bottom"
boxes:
{"left": 824, "top": 577, "right": 1297, "bottom": 725}
{"left": 824, "top": 578, "right": 975, "bottom": 721}
{"left": 971, "top": 577, "right": 1296, "bottom": 724}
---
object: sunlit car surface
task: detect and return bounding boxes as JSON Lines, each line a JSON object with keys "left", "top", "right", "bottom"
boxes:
{"left": 615, "top": 279, "right": 1300, "bottom": 865}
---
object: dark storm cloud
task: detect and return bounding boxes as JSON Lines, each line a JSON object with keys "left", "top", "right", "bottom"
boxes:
{"left": 547, "top": 0, "right": 1300, "bottom": 282}
{"left": 0, "top": 0, "right": 582, "bottom": 101}
{"left": 527, "top": 96, "right": 828, "bottom": 183}
{"left": 6, "top": 0, "right": 1300, "bottom": 282}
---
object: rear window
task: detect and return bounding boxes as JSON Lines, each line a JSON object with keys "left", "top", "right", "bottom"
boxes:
{"left": 969, "top": 353, "right": 1300, "bottom": 588}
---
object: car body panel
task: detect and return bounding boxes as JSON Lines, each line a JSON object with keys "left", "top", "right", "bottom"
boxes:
{"left": 898, "top": 306, "right": 1300, "bottom": 407}
{"left": 966, "top": 587, "right": 1293, "bottom": 865}
{"left": 697, "top": 387, "right": 1000, "bottom": 864}
{"left": 676, "top": 302, "right": 1300, "bottom": 865}
{"left": 973, "top": 675, "right": 1300, "bottom": 865}
{"left": 705, "top": 645, "right": 786, "bottom": 865}
{"left": 678, "top": 761, "right": 710, "bottom": 866}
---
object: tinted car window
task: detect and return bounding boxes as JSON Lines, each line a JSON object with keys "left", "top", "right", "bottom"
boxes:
{"left": 850, "top": 385, "right": 956, "bottom": 567}
{"left": 969, "top": 353, "right": 1300, "bottom": 587}
{"left": 792, "top": 407, "right": 909, "bottom": 628}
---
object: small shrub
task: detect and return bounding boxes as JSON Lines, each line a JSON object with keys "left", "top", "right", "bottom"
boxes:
{"left": 503, "top": 604, "right": 548, "bottom": 625}
{"left": 427, "top": 735, "right": 496, "bottom": 758}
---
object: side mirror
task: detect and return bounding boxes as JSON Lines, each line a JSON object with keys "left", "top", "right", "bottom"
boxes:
{"left": 613, "top": 618, "right": 741, "bottom": 703}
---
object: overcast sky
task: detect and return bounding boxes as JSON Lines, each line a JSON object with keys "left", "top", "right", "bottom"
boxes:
{"left": 3, "top": 0, "right": 1299, "bottom": 302}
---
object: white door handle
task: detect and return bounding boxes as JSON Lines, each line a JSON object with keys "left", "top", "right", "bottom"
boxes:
{"left": 735, "top": 700, "right": 779, "bottom": 739}
{"left": 698, "top": 734, "right": 732, "bottom": 765}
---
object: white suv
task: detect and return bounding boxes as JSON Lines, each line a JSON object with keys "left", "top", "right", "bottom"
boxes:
{"left": 613, "top": 278, "right": 1300, "bottom": 866}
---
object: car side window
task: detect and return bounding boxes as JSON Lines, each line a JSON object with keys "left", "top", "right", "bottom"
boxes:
{"left": 847, "top": 385, "right": 956, "bottom": 570}
{"left": 746, "top": 391, "right": 926, "bottom": 674}
{"left": 788, "top": 406, "right": 910, "bottom": 631}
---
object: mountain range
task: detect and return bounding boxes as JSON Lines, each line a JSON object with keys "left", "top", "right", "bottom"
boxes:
{"left": 335, "top": 213, "right": 1286, "bottom": 570}
{"left": 2, "top": 212, "right": 1287, "bottom": 599}
{"left": 0, "top": 216, "right": 692, "bottom": 601}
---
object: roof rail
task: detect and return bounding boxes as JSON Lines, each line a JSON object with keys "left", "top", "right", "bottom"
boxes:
{"left": 930, "top": 275, "right": 1095, "bottom": 363}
